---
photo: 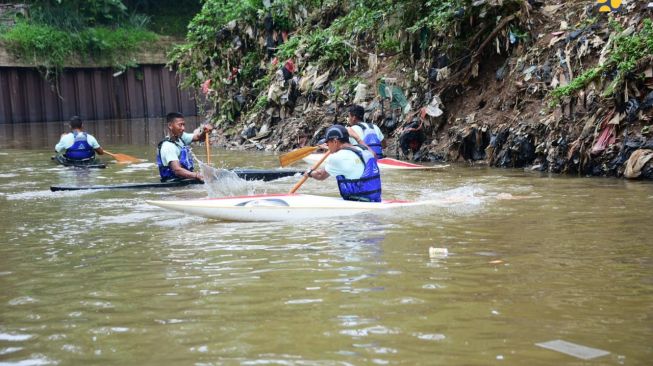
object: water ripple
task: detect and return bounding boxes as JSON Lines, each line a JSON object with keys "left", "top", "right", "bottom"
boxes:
{"left": 0, "top": 333, "right": 33, "bottom": 341}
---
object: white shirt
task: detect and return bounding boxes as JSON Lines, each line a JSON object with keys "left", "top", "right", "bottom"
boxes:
{"left": 325, "top": 147, "right": 365, "bottom": 179}
{"left": 55, "top": 132, "right": 100, "bottom": 153}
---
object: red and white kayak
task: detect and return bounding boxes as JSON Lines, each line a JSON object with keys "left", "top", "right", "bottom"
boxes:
{"left": 302, "top": 154, "right": 447, "bottom": 170}
{"left": 148, "top": 193, "right": 424, "bottom": 222}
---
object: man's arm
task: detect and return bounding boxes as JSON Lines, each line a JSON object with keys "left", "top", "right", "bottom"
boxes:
{"left": 54, "top": 134, "right": 69, "bottom": 153}
{"left": 191, "top": 124, "right": 214, "bottom": 142}
{"left": 87, "top": 135, "right": 104, "bottom": 155}
{"left": 306, "top": 168, "right": 330, "bottom": 181}
{"left": 169, "top": 160, "right": 203, "bottom": 181}
{"left": 347, "top": 126, "right": 364, "bottom": 145}
{"left": 348, "top": 126, "right": 377, "bottom": 157}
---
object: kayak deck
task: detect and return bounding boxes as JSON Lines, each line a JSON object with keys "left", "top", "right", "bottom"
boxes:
{"left": 50, "top": 169, "right": 302, "bottom": 192}
{"left": 148, "top": 193, "right": 420, "bottom": 222}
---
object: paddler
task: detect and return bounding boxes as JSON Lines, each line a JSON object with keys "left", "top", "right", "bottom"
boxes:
{"left": 305, "top": 125, "right": 382, "bottom": 202}
{"left": 346, "top": 104, "right": 385, "bottom": 158}
{"left": 156, "top": 112, "right": 213, "bottom": 182}
{"left": 55, "top": 116, "right": 105, "bottom": 163}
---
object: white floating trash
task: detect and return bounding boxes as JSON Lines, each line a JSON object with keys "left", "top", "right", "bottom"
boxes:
{"left": 535, "top": 340, "right": 610, "bottom": 360}
{"left": 429, "top": 247, "right": 448, "bottom": 258}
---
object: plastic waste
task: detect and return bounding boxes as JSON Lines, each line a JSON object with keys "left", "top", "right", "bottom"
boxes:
{"left": 535, "top": 340, "right": 610, "bottom": 360}
{"left": 429, "top": 247, "right": 448, "bottom": 258}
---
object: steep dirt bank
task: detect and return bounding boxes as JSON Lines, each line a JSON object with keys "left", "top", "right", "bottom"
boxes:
{"left": 204, "top": 1, "right": 652, "bottom": 180}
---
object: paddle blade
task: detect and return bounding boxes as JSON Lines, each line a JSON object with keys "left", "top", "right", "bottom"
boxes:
{"left": 279, "top": 146, "right": 319, "bottom": 167}
{"left": 104, "top": 151, "right": 141, "bottom": 164}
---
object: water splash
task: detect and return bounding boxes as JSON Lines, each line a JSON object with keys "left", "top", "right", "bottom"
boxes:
{"left": 187, "top": 147, "right": 256, "bottom": 197}
{"left": 197, "top": 161, "right": 259, "bottom": 198}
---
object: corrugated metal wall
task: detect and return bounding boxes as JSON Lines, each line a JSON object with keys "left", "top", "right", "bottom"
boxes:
{"left": 0, "top": 65, "right": 198, "bottom": 124}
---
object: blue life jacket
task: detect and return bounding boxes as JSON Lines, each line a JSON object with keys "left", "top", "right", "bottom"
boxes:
{"left": 359, "top": 122, "right": 383, "bottom": 157}
{"left": 336, "top": 147, "right": 382, "bottom": 202}
{"left": 64, "top": 132, "right": 95, "bottom": 160}
{"left": 156, "top": 138, "right": 194, "bottom": 181}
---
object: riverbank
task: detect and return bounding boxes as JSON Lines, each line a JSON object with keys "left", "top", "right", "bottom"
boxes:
{"left": 175, "top": 1, "right": 653, "bottom": 180}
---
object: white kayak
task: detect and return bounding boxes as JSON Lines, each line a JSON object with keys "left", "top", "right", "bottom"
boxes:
{"left": 148, "top": 193, "right": 425, "bottom": 222}
{"left": 302, "top": 154, "right": 447, "bottom": 170}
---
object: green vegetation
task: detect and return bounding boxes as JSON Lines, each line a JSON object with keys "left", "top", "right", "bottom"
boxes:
{"left": 550, "top": 67, "right": 602, "bottom": 102}
{"left": 275, "top": 36, "right": 301, "bottom": 62}
{"left": 2, "top": 22, "right": 156, "bottom": 70}
{"left": 550, "top": 19, "right": 653, "bottom": 105}
{"left": 0, "top": 0, "right": 201, "bottom": 72}
{"left": 610, "top": 19, "right": 653, "bottom": 73}
{"left": 252, "top": 95, "right": 269, "bottom": 115}
{"left": 330, "top": 6, "right": 382, "bottom": 35}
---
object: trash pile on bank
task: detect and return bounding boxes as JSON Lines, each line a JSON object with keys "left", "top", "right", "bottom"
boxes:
{"left": 443, "top": 1, "right": 653, "bottom": 179}
{"left": 175, "top": 0, "right": 653, "bottom": 180}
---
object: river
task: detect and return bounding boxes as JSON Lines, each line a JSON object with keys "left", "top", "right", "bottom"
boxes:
{"left": 0, "top": 119, "right": 652, "bottom": 365}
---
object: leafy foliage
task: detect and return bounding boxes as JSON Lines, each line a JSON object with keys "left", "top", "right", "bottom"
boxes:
{"left": 550, "top": 67, "right": 602, "bottom": 102}
{"left": 1, "top": 21, "right": 157, "bottom": 70}
{"left": 610, "top": 19, "right": 653, "bottom": 74}
{"left": 1, "top": 1, "right": 165, "bottom": 71}
{"left": 550, "top": 19, "right": 653, "bottom": 105}
{"left": 2, "top": 22, "right": 75, "bottom": 69}
{"left": 30, "top": 0, "right": 128, "bottom": 26}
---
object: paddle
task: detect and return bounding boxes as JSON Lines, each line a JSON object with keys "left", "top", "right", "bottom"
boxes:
{"left": 104, "top": 150, "right": 141, "bottom": 164}
{"left": 289, "top": 151, "right": 330, "bottom": 194}
{"left": 279, "top": 146, "right": 319, "bottom": 167}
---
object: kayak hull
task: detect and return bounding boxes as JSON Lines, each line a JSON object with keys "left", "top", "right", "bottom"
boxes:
{"left": 52, "top": 155, "right": 106, "bottom": 169}
{"left": 51, "top": 179, "right": 202, "bottom": 192}
{"left": 50, "top": 169, "right": 302, "bottom": 192}
{"left": 302, "top": 154, "right": 446, "bottom": 170}
{"left": 147, "top": 193, "right": 418, "bottom": 222}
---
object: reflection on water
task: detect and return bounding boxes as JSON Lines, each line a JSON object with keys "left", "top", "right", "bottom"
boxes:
{"left": 0, "top": 129, "right": 652, "bottom": 365}
{"left": 0, "top": 117, "right": 200, "bottom": 150}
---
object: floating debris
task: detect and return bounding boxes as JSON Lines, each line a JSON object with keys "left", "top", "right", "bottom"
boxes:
{"left": 535, "top": 339, "right": 610, "bottom": 360}
{"left": 429, "top": 247, "right": 448, "bottom": 258}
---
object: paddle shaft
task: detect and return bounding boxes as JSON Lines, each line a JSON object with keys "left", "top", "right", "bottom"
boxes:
{"left": 205, "top": 133, "right": 211, "bottom": 165}
{"left": 289, "top": 151, "right": 331, "bottom": 194}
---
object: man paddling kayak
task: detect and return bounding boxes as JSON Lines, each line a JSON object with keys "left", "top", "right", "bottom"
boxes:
{"left": 305, "top": 125, "right": 382, "bottom": 202}
{"left": 346, "top": 104, "right": 385, "bottom": 158}
{"left": 54, "top": 116, "right": 105, "bottom": 164}
{"left": 156, "top": 112, "right": 213, "bottom": 182}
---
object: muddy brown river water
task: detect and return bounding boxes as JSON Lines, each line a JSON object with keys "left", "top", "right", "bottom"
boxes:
{"left": 0, "top": 119, "right": 651, "bottom": 365}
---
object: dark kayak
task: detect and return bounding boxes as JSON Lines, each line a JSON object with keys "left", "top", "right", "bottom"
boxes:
{"left": 52, "top": 155, "right": 107, "bottom": 169}
{"left": 49, "top": 169, "right": 303, "bottom": 192}
{"left": 233, "top": 169, "right": 302, "bottom": 181}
